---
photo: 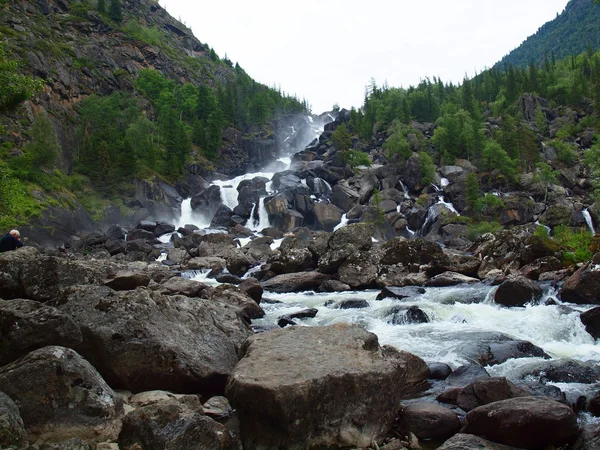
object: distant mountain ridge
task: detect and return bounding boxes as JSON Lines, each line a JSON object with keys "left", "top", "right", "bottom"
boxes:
{"left": 496, "top": 0, "right": 600, "bottom": 68}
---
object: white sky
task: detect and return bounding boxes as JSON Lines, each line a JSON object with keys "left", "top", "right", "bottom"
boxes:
{"left": 159, "top": 0, "right": 569, "bottom": 114}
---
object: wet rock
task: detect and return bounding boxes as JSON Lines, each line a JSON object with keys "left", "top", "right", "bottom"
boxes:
{"left": 560, "top": 255, "right": 600, "bottom": 305}
{"left": 0, "top": 346, "right": 123, "bottom": 444}
{"left": 581, "top": 306, "right": 600, "bottom": 339}
{"left": 56, "top": 286, "right": 251, "bottom": 395}
{"left": 399, "top": 402, "right": 460, "bottom": 441}
{"left": 182, "top": 256, "right": 226, "bottom": 271}
{"left": 519, "top": 256, "right": 563, "bottom": 280}
{"left": 318, "top": 279, "right": 352, "bottom": 292}
{"left": 238, "top": 277, "right": 263, "bottom": 302}
{"left": 516, "top": 381, "right": 568, "bottom": 404}
{"left": 387, "top": 305, "right": 429, "bottom": 325}
{"left": 268, "top": 248, "right": 315, "bottom": 273}
{"left": 202, "top": 396, "right": 234, "bottom": 420}
{"left": 225, "top": 324, "right": 411, "bottom": 449}
{"left": 104, "top": 271, "right": 151, "bottom": 291}
{"left": 587, "top": 391, "right": 600, "bottom": 416}
{"left": 261, "top": 271, "right": 331, "bottom": 293}
{"left": 456, "top": 377, "right": 530, "bottom": 412}
{"left": 446, "top": 364, "right": 490, "bottom": 386}
{"left": 127, "top": 228, "right": 160, "bottom": 243}
{"left": 426, "top": 271, "right": 479, "bottom": 287}
{"left": 428, "top": 363, "right": 452, "bottom": 380}
{"left": 438, "top": 434, "right": 525, "bottom": 450}
{"left": 436, "top": 387, "right": 462, "bottom": 405}
{"left": 0, "top": 299, "right": 82, "bottom": 367}
{"left": 215, "top": 273, "right": 242, "bottom": 284}
{"left": 331, "top": 183, "right": 361, "bottom": 212}
{"left": 376, "top": 286, "right": 426, "bottom": 301}
{"left": 461, "top": 397, "right": 579, "bottom": 449}
{"left": 494, "top": 277, "right": 543, "bottom": 307}
{"left": 313, "top": 203, "right": 343, "bottom": 232}
{"left": 0, "top": 391, "right": 28, "bottom": 448}
{"left": 226, "top": 248, "right": 256, "bottom": 276}
{"left": 511, "top": 358, "right": 600, "bottom": 384}
{"left": 460, "top": 332, "right": 549, "bottom": 366}
{"left": 105, "top": 225, "right": 126, "bottom": 240}
{"left": 118, "top": 399, "right": 236, "bottom": 450}
{"left": 328, "top": 223, "right": 373, "bottom": 251}
{"left": 573, "top": 423, "right": 600, "bottom": 450}
{"left": 333, "top": 299, "right": 370, "bottom": 309}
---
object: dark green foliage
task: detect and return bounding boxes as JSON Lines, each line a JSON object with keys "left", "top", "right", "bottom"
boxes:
{"left": 418, "top": 151, "right": 436, "bottom": 186}
{"left": 108, "top": 0, "right": 122, "bottom": 23}
{"left": 465, "top": 173, "right": 480, "bottom": 212}
{"left": 383, "top": 121, "right": 412, "bottom": 162}
{"left": 97, "top": 0, "right": 106, "bottom": 14}
{"left": 497, "top": 0, "right": 600, "bottom": 70}
{"left": 0, "top": 44, "right": 44, "bottom": 111}
{"left": 340, "top": 149, "right": 371, "bottom": 170}
{"left": 331, "top": 124, "right": 352, "bottom": 151}
{"left": 22, "top": 112, "right": 60, "bottom": 169}
{"left": 481, "top": 140, "right": 516, "bottom": 180}
{"left": 466, "top": 221, "right": 503, "bottom": 241}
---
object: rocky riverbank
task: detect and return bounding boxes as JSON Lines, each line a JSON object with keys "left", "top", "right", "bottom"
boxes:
{"left": 0, "top": 218, "right": 599, "bottom": 449}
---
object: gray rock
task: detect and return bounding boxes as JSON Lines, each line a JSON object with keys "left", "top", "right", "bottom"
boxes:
{"left": 0, "top": 299, "right": 82, "bottom": 367}
{"left": 446, "top": 364, "right": 490, "bottom": 387}
{"left": 428, "top": 363, "right": 452, "bottom": 380}
{"left": 495, "top": 277, "right": 543, "bottom": 307}
{"left": 225, "top": 324, "right": 413, "bottom": 449}
{"left": 0, "top": 391, "right": 28, "bottom": 448}
{"left": 461, "top": 397, "right": 579, "bottom": 449}
{"left": 459, "top": 331, "right": 549, "bottom": 366}
{"left": 581, "top": 306, "right": 600, "bottom": 339}
{"left": 261, "top": 271, "right": 331, "bottom": 293}
{"left": 56, "top": 286, "right": 252, "bottom": 395}
{"left": 376, "top": 286, "right": 426, "bottom": 301}
{"left": 0, "top": 346, "right": 123, "bottom": 444}
{"left": 438, "top": 434, "right": 525, "bottom": 450}
{"left": 399, "top": 402, "right": 460, "bottom": 441}
{"left": 104, "top": 271, "right": 150, "bottom": 291}
{"left": 457, "top": 377, "right": 530, "bottom": 412}
{"left": 386, "top": 305, "right": 429, "bottom": 324}
{"left": 426, "top": 271, "right": 479, "bottom": 287}
{"left": 313, "top": 203, "right": 343, "bottom": 232}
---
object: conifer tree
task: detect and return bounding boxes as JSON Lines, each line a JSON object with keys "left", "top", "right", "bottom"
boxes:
{"left": 97, "top": 0, "right": 106, "bottom": 14}
{"left": 108, "top": 0, "right": 122, "bottom": 23}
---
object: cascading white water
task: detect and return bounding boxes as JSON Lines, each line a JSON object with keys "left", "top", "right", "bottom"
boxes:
{"left": 253, "top": 285, "right": 600, "bottom": 370}
{"left": 334, "top": 214, "right": 349, "bottom": 231}
{"left": 399, "top": 180, "right": 411, "bottom": 200}
{"left": 583, "top": 209, "right": 596, "bottom": 235}
{"left": 440, "top": 177, "right": 450, "bottom": 188}
{"left": 437, "top": 196, "right": 459, "bottom": 215}
{"left": 176, "top": 198, "right": 211, "bottom": 229}
{"left": 251, "top": 197, "right": 272, "bottom": 231}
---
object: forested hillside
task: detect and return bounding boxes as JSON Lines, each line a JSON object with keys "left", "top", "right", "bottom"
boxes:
{"left": 0, "top": 0, "right": 306, "bottom": 236}
{"left": 497, "top": 0, "right": 600, "bottom": 69}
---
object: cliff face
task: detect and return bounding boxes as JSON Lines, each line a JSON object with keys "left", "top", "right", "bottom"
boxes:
{"left": 2, "top": 0, "right": 232, "bottom": 168}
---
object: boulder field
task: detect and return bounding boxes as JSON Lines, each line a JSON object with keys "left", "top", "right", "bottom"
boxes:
{"left": 0, "top": 219, "right": 599, "bottom": 449}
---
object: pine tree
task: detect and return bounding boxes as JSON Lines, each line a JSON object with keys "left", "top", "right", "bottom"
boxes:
{"left": 97, "top": 0, "right": 106, "bottom": 14}
{"left": 108, "top": 0, "right": 122, "bottom": 23}
{"left": 465, "top": 173, "right": 480, "bottom": 213}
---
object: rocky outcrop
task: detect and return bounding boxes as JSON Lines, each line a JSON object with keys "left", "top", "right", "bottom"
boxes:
{"left": 0, "top": 391, "right": 28, "bottom": 449}
{"left": 118, "top": 399, "right": 236, "bottom": 450}
{"left": 0, "top": 346, "right": 124, "bottom": 445}
{"left": 0, "top": 299, "right": 82, "bottom": 367}
{"left": 461, "top": 397, "right": 579, "bottom": 449}
{"left": 560, "top": 255, "right": 600, "bottom": 304}
{"left": 581, "top": 306, "right": 600, "bottom": 339}
{"left": 55, "top": 286, "right": 251, "bottom": 395}
{"left": 225, "top": 324, "right": 410, "bottom": 449}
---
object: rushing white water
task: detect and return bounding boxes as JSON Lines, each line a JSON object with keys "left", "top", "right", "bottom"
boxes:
{"left": 253, "top": 285, "right": 600, "bottom": 370}
{"left": 176, "top": 198, "right": 211, "bottom": 229}
{"left": 438, "top": 196, "right": 459, "bottom": 215}
{"left": 583, "top": 209, "right": 596, "bottom": 235}
{"left": 334, "top": 214, "right": 349, "bottom": 231}
{"left": 440, "top": 178, "right": 450, "bottom": 188}
{"left": 251, "top": 197, "right": 272, "bottom": 231}
{"left": 399, "top": 180, "right": 411, "bottom": 200}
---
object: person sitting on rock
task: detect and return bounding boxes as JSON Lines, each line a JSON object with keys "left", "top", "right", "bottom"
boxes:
{"left": 0, "top": 229, "right": 24, "bottom": 253}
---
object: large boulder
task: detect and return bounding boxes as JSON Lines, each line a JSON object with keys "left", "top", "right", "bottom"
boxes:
{"left": 459, "top": 332, "right": 549, "bottom": 366}
{"left": 261, "top": 271, "right": 331, "bottom": 293}
{"left": 104, "top": 271, "right": 151, "bottom": 291}
{"left": 510, "top": 359, "right": 600, "bottom": 384}
{"left": 0, "top": 346, "right": 123, "bottom": 444}
{"left": 328, "top": 223, "right": 373, "bottom": 251}
{"left": 55, "top": 286, "right": 252, "bottom": 395}
{"left": 581, "top": 306, "right": 600, "bottom": 339}
{"left": 225, "top": 324, "right": 411, "bottom": 449}
{"left": 0, "top": 391, "right": 28, "bottom": 448}
{"left": 398, "top": 402, "right": 460, "bottom": 441}
{"left": 0, "top": 248, "right": 117, "bottom": 301}
{"left": 0, "top": 299, "right": 82, "bottom": 367}
{"left": 380, "top": 237, "right": 444, "bottom": 266}
{"left": 560, "top": 256, "right": 600, "bottom": 304}
{"left": 456, "top": 377, "right": 530, "bottom": 412}
{"left": 118, "top": 399, "right": 236, "bottom": 450}
{"left": 313, "top": 203, "right": 343, "bottom": 232}
{"left": 338, "top": 250, "right": 381, "bottom": 289}
{"left": 494, "top": 277, "right": 543, "bottom": 307}
{"left": 461, "top": 397, "right": 579, "bottom": 449}
{"left": 438, "top": 434, "right": 526, "bottom": 450}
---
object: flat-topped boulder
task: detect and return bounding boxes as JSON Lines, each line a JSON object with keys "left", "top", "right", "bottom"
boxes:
{"left": 226, "top": 324, "right": 412, "bottom": 449}
{"left": 261, "top": 271, "right": 331, "bottom": 293}
{"left": 56, "top": 286, "right": 252, "bottom": 395}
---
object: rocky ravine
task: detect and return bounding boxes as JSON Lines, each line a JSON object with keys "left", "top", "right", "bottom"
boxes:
{"left": 0, "top": 214, "right": 599, "bottom": 449}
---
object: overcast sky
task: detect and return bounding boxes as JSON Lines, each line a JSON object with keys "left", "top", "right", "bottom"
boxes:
{"left": 158, "top": 0, "right": 569, "bottom": 114}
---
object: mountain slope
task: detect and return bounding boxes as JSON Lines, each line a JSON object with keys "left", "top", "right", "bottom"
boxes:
{"left": 496, "top": 0, "right": 600, "bottom": 69}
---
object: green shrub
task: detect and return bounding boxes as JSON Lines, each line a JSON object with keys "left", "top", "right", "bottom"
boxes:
{"left": 466, "top": 221, "right": 503, "bottom": 241}
{"left": 340, "top": 149, "right": 371, "bottom": 170}
{"left": 554, "top": 225, "right": 593, "bottom": 264}
{"left": 552, "top": 140, "right": 578, "bottom": 167}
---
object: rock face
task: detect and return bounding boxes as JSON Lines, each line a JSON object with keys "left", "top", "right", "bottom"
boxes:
{"left": 438, "top": 434, "right": 525, "bottom": 450}
{"left": 0, "top": 391, "right": 28, "bottom": 448}
{"left": 261, "top": 271, "right": 331, "bottom": 293}
{"left": 0, "top": 299, "right": 82, "bottom": 367}
{"left": 399, "top": 402, "right": 460, "bottom": 441}
{"left": 456, "top": 377, "right": 530, "bottom": 412}
{"left": 226, "top": 324, "right": 409, "bottom": 449}
{"left": 461, "top": 397, "right": 580, "bottom": 449}
{"left": 494, "top": 277, "right": 543, "bottom": 307}
{"left": 56, "top": 286, "right": 252, "bottom": 395}
{"left": 118, "top": 399, "right": 236, "bottom": 450}
{"left": 0, "top": 346, "right": 123, "bottom": 444}
{"left": 560, "top": 257, "right": 600, "bottom": 304}
{"left": 581, "top": 306, "right": 600, "bottom": 339}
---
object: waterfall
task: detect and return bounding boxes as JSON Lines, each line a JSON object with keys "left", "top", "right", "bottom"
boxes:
{"left": 440, "top": 178, "right": 450, "bottom": 188}
{"left": 252, "top": 197, "right": 272, "bottom": 232}
{"left": 583, "top": 209, "right": 596, "bottom": 235}
{"left": 399, "top": 180, "right": 410, "bottom": 200}
{"left": 437, "top": 196, "right": 459, "bottom": 215}
{"left": 334, "top": 214, "right": 349, "bottom": 231}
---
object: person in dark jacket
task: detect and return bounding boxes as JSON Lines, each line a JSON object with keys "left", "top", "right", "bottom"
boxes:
{"left": 0, "top": 230, "right": 24, "bottom": 253}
